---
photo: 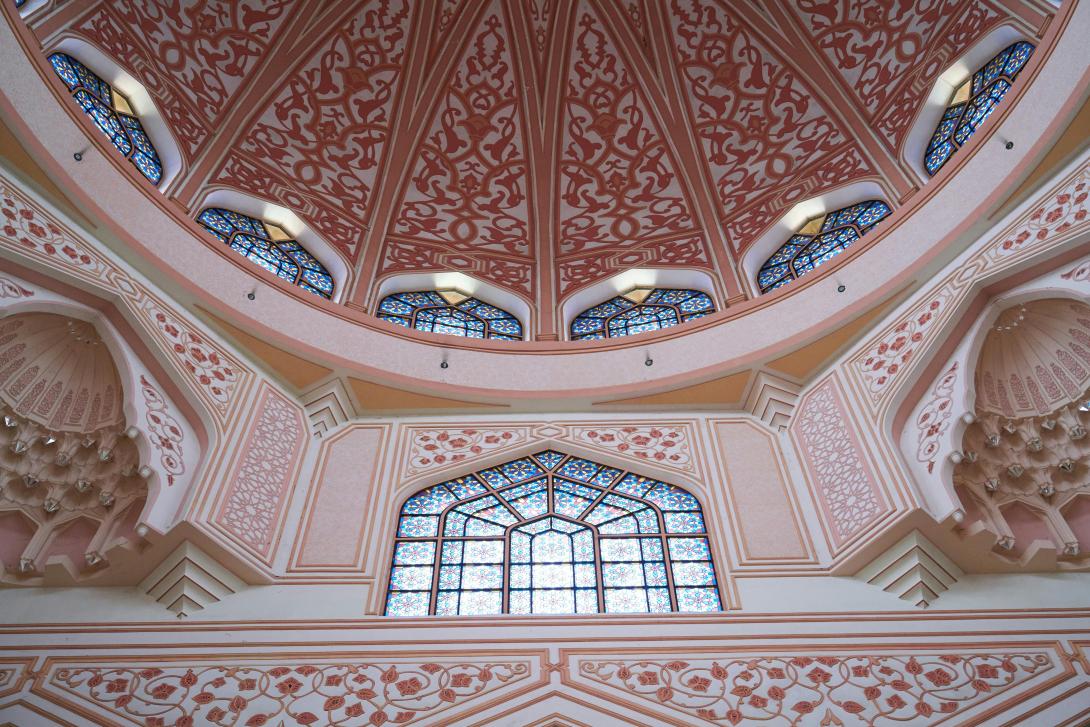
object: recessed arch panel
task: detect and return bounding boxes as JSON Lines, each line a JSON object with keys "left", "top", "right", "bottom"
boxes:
{"left": 386, "top": 450, "right": 721, "bottom": 616}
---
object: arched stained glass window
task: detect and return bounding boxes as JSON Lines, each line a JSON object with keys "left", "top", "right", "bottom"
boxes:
{"left": 197, "top": 208, "right": 335, "bottom": 299}
{"left": 757, "top": 200, "right": 891, "bottom": 293}
{"left": 47, "top": 53, "right": 162, "bottom": 185}
{"left": 386, "top": 450, "right": 721, "bottom": 616}
{"left": 570, "top": 288, "right": 715, "bottom": 341}
{"left": 925, "top": 41, "right": 1034, "bottom": 176}
{"left": 377, "top": 291, "right": 523, "bottom": 340}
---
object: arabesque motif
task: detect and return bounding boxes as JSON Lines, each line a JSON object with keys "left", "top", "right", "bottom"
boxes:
{"left": 139, "top": 375, "right": 185, "bottom": 486}
{"left": 47, "top": 660, "right": 532, "bottom": 726}
{"left": 577, "top": 651, "right": 1055, "bottom": 725}
{"left": 916, "top": 363, "right": 959, "bottom": 474}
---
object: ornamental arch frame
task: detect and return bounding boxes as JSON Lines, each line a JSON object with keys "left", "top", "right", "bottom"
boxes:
{"left": 900, "top": 23, "right": 1029, "bottom": 183}
{"left": 46, "top": 36, "right": 184, "bottom": 191}
{"left": 0, "top": 285, "right": 208, "bottom": 533}
{"left": 371, "top": 437, "right": 733, "bottom": 617}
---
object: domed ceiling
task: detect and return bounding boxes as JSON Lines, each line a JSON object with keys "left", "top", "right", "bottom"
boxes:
{"left": 976, "top": 299, "right": 1090, "bottom": 419}
{"left": 0, "top": 313, "right": 123, "bottom": 432}
{"left": 39, "top": 0, "right": 1030, "bottom": 329}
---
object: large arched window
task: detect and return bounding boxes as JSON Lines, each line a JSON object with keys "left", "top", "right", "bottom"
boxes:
{"left": 47, "top": 53, "right": 163, "bottom": 185}
{"left": 757, "top": 200, "right": 891, "bottom": 293}
{"left": 925, "top": 41, "right": 1034, "bottom": 176}
{"left": 570, "top": 288, "right": 715, "bottom": 340}
{"left": 377, "top": 290, "right": 523, "bottom": 340}
{"left": 386, "top": 450, "right": 721, "bottom": 616}
{"left": 197, "top": 208, "right": 335, "bottom": 299}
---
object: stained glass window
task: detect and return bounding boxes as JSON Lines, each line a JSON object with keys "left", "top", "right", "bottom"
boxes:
{"left": 196, "top": 208, "right": 335, "bottom": 299}
{"left": 757, "top": 200, "right": 891, "bottom": 293}
{"left": 570, "top": 288, "right": 715, "bottom": 341}
{"left": 386, "top": 450, "right": 722, "bottom": 616}
{"left": 47, "top": 53, "right": 163, "bottom": 185}
{"left": 925, "top": 41, "right": 1034, "bottom": 176}
{"left": 377, "top": 291, "right": 523, "bottom": 340}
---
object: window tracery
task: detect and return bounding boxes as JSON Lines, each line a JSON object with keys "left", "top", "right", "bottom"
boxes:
{"left": 376, "top": 290, "right": 523, "bottom": 340}
{"left": 386, "top": 450, "right": 721, "bottom": 616}
{"left": 570, "top": 288, "right": 715, "bottom": 341}
{"left": 47, "top": 53, "right": 163, "bottom": 185}
{"left": 196, "top": 208, "right": 335, "bottom": 299}
{"left": 758, "top": 201, "right": 892, "bottom": 293}
{"left": 925, "top": 41, "right": 1034, "bottom": 176}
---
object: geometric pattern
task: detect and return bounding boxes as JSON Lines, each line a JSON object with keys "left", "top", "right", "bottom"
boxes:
{"left": 791, "top": 377, "right": 888, "bottom": 550}
{"left": 215, "top": 386, "right": 305, "bottom": 562}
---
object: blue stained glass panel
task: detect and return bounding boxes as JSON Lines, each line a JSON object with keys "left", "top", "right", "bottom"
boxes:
{"left": 535, "top": 451, "right": 567, "bottom": 470}
{"left": 196, "top": 208, "right": 334, "bottom": 299}
{"left": 571, "top": 289, "right": 717, "bottom": 340}
{"left": 758, "top": 200, "right": 892, "bottom": 293}
{"left": 49, "top": 53, "right": 162, "bottom": 185}
{"left": 925, "top": 41, "right": 1034, "bottom": 176}
{"left": 385, "top": 450, "right": 720, "bottom": 616}
{"left": 376, "top": 291, "right": 523, "bottom": 341}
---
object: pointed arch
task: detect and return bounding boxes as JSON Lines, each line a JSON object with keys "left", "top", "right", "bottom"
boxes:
{"left": 47, "top": 52, "right": 164, "bottom": 185}
{"left": 196, "top": 208, "right": 335, "bottom": 299}
{"left": 757, "top": 200, "right": 892, "bottom": 293}
{"left": 386, "top": 450, "right": 721, "bottom": 616}
{"left": 570, "top": 287, "right": 716, "bottom": 340}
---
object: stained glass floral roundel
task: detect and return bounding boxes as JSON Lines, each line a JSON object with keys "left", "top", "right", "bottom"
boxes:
{"left": 197, "top": 208, "right": 335, "bottom": 299}
{"left": 758, "top": 200, "right": 891, "bottom": 293}
{"left": 925, "top": 41, "right": 1034, "bottom": 176}
{"left": 377, "top": 290, "right": 523, "bottom": 340}
{"left": 386, "top": 450, "right": 721, "bottom": 616}
{"left": 570, "top": 288, "right": 715, "bottom": 341}
{"left": 48, "top": 53, "right": 163, "bottom": 185}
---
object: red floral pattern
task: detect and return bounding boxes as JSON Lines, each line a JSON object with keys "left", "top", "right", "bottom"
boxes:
{"left": 557, "top": 2, "right": 713, "bottom": 293}
{"left": 854, "top": 167, "right": 1090, "bottom": 408}
{"left": 915, "top": 363, "right": 958, "bottom": 474}
{"left": 72, "top": 0, "right": 296, "bottom": 161}
{"left": 385, "top": 6, "right": 534, "bottom": 296}
{"left": 47, "top": 660, "right": 530, "bottom": 727}
{"left": 210, "top": 0, "right": 412, "bottom": 261}
{"left": 570, "top": 424, "right": 695, "bottom": 474}
{"left": 139, "top": 375, "right": 185, "bottom": 486}
{"left": 0, "top": 175, "right": 246, "bottom": 419}
{"left": 789, "top": 0, "right": 1005, "bottom": 150}
{"left": 405, "top": 426, "right": 531, "bottom": 477}
{"left": 1061, "top": 257, "right": 1090, "bottom": 282}
{"left": 669, "top": 0, "right": 872, "bottom": 253}
{"left": 0, "top": 276, "right": 33, "bottom": 299}
{"left": 579, "top": 652, "right": 1055, "bottom": 726}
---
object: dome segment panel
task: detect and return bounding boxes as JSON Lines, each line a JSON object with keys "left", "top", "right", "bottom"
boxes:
{"left": 975, "top": 299, "right": 1090, "bottom": 418}
{"left": 0, "top": 313, "right": 124, "bottom": 433}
